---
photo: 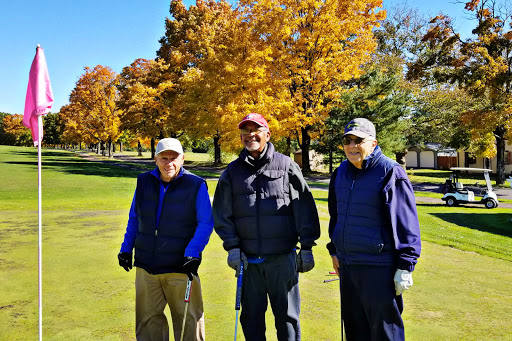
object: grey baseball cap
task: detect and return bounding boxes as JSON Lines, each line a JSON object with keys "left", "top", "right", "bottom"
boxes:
{"left": 343, "top": 118, "right": 376, "bottom": 139}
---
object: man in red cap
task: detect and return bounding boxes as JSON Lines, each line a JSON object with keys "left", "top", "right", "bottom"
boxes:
{"left": 213, "top": 113, "right": 320, "bottom": 341}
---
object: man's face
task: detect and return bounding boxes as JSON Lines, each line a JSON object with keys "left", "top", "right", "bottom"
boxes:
{"left": 240, "top": 121, "right": 270, "bottom": 154}
{"left": 154, "top": 150, "right": 184, "bottom": 182}
{"left": 343, "top": 134, "right": 377, "bottom": 169}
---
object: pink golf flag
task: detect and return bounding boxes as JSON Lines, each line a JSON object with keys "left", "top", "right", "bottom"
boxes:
{"left": 23, "top": 45, "right": 54, "bottom": 147}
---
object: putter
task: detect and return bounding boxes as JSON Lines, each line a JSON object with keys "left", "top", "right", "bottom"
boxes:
{"left": 179, "top": 278, "right": 193, "bottom": 341}
{"left": 324, "top": 271, "right": 344, "bottom": 340}
{"left": 234, "top": 265, "right": 244, "bottom": 341}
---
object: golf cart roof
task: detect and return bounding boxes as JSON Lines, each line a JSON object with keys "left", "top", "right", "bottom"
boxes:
{"left": 450, "top": 167, "right": 492, "bottom": 172}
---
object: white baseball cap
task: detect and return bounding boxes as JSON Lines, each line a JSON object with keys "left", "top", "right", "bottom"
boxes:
{"left": 155, "top": 138, "right": 184, "bottom": 155}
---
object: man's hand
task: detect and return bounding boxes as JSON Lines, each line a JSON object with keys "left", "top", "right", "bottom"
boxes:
{"left": 183, "top": 256, "right": 200, "bottom": 281}
{"left": 394, "top": 269, "right": 413, "bottom": 295}
{"left": 227, "top": 248, "right": 248, "bottom": 277}
{"left": 118, "top": 252, "right": 132, "bottom": 272}
{"left": 296, "top": 249, "right": 315, "bottom": 273}
{"left": 331, "top": 255, "right": 340, "bottom": 277}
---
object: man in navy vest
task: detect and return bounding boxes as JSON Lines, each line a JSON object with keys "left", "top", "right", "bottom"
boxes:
{"left": 327, "top": 118, "right": 421, "bottom": 340}
{"left": 118, "top": 138, "right": 214, "bottom": 341}
{"left": 213, "top": 113, "right": 320, "bottom": 341}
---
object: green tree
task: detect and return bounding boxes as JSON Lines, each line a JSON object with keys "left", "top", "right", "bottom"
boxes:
{"left": 408, "top": 0, "right": 512, "bottom": 183}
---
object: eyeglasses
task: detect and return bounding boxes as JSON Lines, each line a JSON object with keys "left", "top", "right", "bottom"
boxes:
{"left": 240, "top": 127, "right": 268, "bottom": 135}
{"left": 342, "top": 136, "right": 369, "bottom": 145}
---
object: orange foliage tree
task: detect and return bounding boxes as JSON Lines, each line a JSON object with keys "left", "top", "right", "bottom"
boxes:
{"left": 118, "top": 58, "right": 176, "bottom": 158}
{"left": 158, "top": 0, "right": 269, "bottom": 163}
{"left": 2, "top": 114, "right": 32, "bottom": 146}
{"left": 60, "top": 65, "right": 123, "bottom": 158}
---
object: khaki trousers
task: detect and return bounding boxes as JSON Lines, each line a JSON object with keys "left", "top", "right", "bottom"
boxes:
{"left": 135, "top": 267, "right": 205, "bottom": 341}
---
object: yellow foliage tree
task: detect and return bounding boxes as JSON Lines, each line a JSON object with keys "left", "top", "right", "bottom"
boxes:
{"left": 240, "top": 0, "right": 386, "bottom": 171}
{"left": 60, "top": 65, "right": 123, "bottom": 158}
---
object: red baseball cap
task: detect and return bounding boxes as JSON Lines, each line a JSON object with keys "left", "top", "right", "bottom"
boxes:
{"left": 238, "top": 113, "right": 269, "bottom": 129}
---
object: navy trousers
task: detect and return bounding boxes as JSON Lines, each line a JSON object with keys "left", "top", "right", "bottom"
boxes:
{"left": 240, "top": 251, "right": 301, "bottom": 341}
{"left": 340, "top": 263, "right": 404, "bottom": 341}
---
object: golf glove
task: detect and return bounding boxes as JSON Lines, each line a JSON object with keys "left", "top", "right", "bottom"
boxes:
{"left": 394, "top": 269, "right": 413, "bottom": 295}
{"left": 296, "top": 249, "right": 315, "bottom": 273}
{"left": 118, "top": 252, "right": 132, "bottom": 272}
{"left": 183, "top": 256, "right": 200, "bottom": 281}
{"left": 227, "top": 248, "right": 248, "bottom": 277}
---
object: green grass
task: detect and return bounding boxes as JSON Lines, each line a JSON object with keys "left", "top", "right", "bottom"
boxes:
{"left": 1, "top": 145, "right": 512, "bottom": 340}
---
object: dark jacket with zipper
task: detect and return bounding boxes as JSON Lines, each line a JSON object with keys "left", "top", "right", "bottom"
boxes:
{"left": 133, "top": 169, "right": 205, "bottom": 274}
{"left": 327, "top": 146, "right": 421, "bottom": 271}
{"left": 213, "top": 142, "right": 320, "bottom": 257}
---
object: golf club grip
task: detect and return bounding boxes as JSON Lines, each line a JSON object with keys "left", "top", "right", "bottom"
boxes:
{"left": 235, "top": 266, "right": 243, "bottom": 310}
{"left": 184, "top": 278, "right": 193, "bottom": 303}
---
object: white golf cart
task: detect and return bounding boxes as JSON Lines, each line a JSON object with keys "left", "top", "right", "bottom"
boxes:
{"left": 441, "top": 167, "right": 499, "bottom": 209}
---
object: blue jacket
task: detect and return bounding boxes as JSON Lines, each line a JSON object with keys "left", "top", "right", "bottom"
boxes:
{"left": 120, "top": 167, "right": 214, "bottom": 274}
{"left": 327, "top": 146, "right": 421, "bottom": 271}
{"left": 213, "top": 142, "right": 320, "bottom": 257}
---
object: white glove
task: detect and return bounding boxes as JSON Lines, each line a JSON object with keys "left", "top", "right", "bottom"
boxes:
{"left": 394, "top": 269, "right": 413, "bottom": 295}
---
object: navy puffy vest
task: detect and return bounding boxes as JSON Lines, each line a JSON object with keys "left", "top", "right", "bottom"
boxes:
{"left": 227, "top": 143, "right": 297, "bottom": 257}
{"left": 134, "top": 169, "right": 204, "bottom": 274}
{"left": 333, "top": 146, "right": 398, "bottom": 266}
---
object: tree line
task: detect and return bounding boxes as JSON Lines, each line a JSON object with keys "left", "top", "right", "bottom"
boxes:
{"left": 2, "top": 0, "right": 511, "bottom": 183}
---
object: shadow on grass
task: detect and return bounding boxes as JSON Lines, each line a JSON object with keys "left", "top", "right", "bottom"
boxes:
{"left": 5, "top": 149, "right": 140, "bottom": 178}
{"left": 430, "top": 212, "right": 512, "bottom": 238}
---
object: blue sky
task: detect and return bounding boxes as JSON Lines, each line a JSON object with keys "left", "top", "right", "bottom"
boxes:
{"left": 0, "top": 0, "right": 477, "bottom": 115}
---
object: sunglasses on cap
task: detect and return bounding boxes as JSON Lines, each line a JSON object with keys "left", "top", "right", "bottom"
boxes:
{"left": 342, "top": 136, "right": 370, "bottom": 145}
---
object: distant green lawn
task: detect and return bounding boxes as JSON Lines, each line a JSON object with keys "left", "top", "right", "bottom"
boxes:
{"left": 1, "top": 145, "right": 511, "bottom": 340}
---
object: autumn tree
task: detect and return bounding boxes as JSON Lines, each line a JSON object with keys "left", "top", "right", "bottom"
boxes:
{"left": 236, "top": 0, "right": 386, "bottom": 172}
{"left": 409, "top": 0, "right": 512, "bottom": 183}
{"left": 2, "top": 114, "right": 32, "bottom": 146}
{"left": 60, "top": 65, "right": 123, "bottom": 158}
{"left": 118, "top": 58, "right": 176, "bottom": 158}
{"left": 157, "top": 0, "right": 270, "bottom": 164}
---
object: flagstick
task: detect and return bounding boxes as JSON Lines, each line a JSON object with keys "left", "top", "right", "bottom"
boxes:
{"left": 38, "top": 114, "right": 43, "bottom": 341}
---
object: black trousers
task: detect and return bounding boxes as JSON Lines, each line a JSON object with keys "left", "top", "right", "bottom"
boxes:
{"left": 340, "top": 263, "right": 404, "bottom": 341}
{"left": 241, "top": 251, "right": 301, "bottom": 341}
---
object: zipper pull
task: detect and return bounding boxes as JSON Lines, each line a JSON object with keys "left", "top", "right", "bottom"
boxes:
{"left": 155, "top": 230, "right": 158, "bottom": 236}
{"left": 351, "top": 180, "right": 355, "bottom": 190}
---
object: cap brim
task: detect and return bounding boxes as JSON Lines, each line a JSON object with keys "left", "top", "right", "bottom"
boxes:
{"left": 343, "top": 131, "right": 371, "bottom": 138}
{"left": 238, "top": 119, "right": 266, "bottom": 129}
{"left": 156, "top": 148, "right": 183, "bottom": 155}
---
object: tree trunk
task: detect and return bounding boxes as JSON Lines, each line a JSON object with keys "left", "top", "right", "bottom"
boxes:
{"left": 151, "top": 138, "right": 156, "bottom": 159}
{"left": 137, "top": 141, "right": 143, "bottom": 156}
{"left": 213, "top": 134, "right": 221, "bottom": 164}
{"left": 284, "top": 136, "right": 291, "bottom": 157}
{"left": 108, "top": 137, "right": 113, "bottom": 159}
{"left": 300, "top": 126, "right": 311, "bottom": 173}
{"left": 495, "top": 125, "right": 506, "bottom": 184}
{"left": 395, "top": 150, "right": 407, "bottom": 170}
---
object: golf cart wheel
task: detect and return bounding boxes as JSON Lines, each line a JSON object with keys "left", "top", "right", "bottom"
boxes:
{"left": 446, "top": 197, "right": 457, "bottom": 207}
{"left": 484, "top": 199, "right": 497, "bottom": 209}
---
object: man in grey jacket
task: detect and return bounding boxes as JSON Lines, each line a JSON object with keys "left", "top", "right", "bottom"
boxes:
{"left": 213, "top": 113, "right": 320, "bottom": 341}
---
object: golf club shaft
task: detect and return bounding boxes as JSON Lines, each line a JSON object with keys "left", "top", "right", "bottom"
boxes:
{"left": 324, "top": 278, "right": 340, "bottom": 283}
{"left": 234, "top": 266, "right": 243, "bottom": 340}
{"left": 180, "top": 278, "right": 193, "bottom": 341}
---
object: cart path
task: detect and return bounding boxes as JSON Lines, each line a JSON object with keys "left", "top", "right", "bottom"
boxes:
{"left": 75, "top": 150, "right": 512, "bottom": 207}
